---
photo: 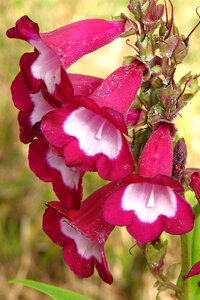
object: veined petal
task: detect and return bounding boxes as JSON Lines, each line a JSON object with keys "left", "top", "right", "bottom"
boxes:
{"left": 29, "top": 139, "right": 82, "bottom": 209}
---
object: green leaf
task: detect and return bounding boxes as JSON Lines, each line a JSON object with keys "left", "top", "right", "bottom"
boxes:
{"left": 9, "top": 279, "right": 93, "bottom": 300}
{"left": 191, "top": 205, "right": 200, "bottom": 298}
{"left": 179, "top": 195, "right": 200, "bottom": 300}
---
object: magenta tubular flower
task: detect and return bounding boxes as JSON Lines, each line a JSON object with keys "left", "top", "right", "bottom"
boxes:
{"left": 11, "top": 67, "right": 103, "bottom": 144}
{"left": 43, "top": 182, "right": 117, "bottom": 283}
{"left": 41, "top": 62, "right": 144, "bottom": 181}
{"left": 7, "top": 15, "right": 125, "bottom": 94}
{"left": 103, "top": 123, "right": 194, "bottom": 244}
{"left": 29, "top": 139, "right": 83, "bottom": 209}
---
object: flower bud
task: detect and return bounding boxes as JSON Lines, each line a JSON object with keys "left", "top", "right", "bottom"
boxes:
{"left": 147, "top": 104, "right": 165, "bottom": 127}
{"left": 172, "top": 138, "right": 187, "bottom": 181}
{"left": 145, "top": 239, "right": 168, "bottom": 274}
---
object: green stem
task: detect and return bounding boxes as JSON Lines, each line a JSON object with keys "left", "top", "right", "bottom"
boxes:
{"left": 180, "top": 233, "right": 193, "bottom": 300}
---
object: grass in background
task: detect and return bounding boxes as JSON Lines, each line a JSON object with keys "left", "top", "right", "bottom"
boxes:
{"left": 1, "top": 0, "right": 200, "bottom": 299}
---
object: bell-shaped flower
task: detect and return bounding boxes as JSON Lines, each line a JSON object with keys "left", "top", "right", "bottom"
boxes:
{"left": 7, "top": 15, "right": 125, "bottom": 94}
{"left": 29, "top": 139, "right": 83, "bottom": 209}
{"left": 103, "top": 123, "right": 194, "bottom": 244}
{"left": 41, "top": 62, "right": 144, "bottom": 181}
{"left": 43, "top": 182, "right": 117, "bottom": 283}
{"left": 11, "top": 67, "right": 103, "bottom": 143}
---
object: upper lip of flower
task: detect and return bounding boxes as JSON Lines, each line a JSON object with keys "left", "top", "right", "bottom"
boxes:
{"left": 6, "top": 15, "right": 126, "bottom": 95}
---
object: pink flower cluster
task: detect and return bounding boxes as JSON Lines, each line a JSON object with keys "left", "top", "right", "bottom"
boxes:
{"left": 7, "top": 14, "right": 198, "bottom": 284}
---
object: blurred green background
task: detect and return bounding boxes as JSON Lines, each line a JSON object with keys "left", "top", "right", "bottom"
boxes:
{"left": 1, "top": 0, "right": 200, "bottom": 299}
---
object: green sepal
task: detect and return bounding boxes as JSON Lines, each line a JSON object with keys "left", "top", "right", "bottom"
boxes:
{"left": 147, "top": 103, "right": 165, "bottom": 127}
{"left": 128, "top": 0, "right": 142, "bottom": 21}
{"left": 157, "top": 85, "right": 179, "bottom": 109}
{"left": 137, "top": 35, "right": 154, "bottom": 62}
{"left": 145, "top": 239, "right": 168, "bottom": 272}
{"left": 173, "top": 41, "right": 189, "bottom": 64}
{"left": 158, "top": 35, "right": 179, "bottom": 58}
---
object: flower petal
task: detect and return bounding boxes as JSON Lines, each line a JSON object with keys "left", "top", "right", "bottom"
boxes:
{"left": 126, "top": 215, "right": 165, "bottom": 244}
{"left": 11, "top": 72, "right": 33, "bottom": 111}
{"left": 42, "top": 106, "right": 134, "bottom": 180}
{"left": 68, "top": 73, "right": 103, "bottom": 96}
{"left": 163, "top": 193, "right": 194, "bottom": 235}
{"left": 41, "top": 19, "right": 125, "bottom": 68}
{"left": 7, "top": 16, "right": 125, "bottom": 93}
{"left": 138, "top": 123, "right": 173, "bottom": 178}
{"left": 183, "top": 261, "right": 200, "bottom": 281}
{"left": 18, "top": 111, "right": 35, "bottom": 144}
{"left": 190, "top": 172, "right": 200, "bottom": 205}
{"left": 91, "top": 62, "right": 144, "bottom": 116}
{"left": 63, "top": 107, "right": 123, "bottom": 159}
{"left": 29, "top": 139, "right": 83, "bottom": 209}
{"left": 43, "top": 200, "right": 113, "bottom": 283}
{"left": 20, "top": 52, "right": 42, "bottom": 93}
{"left": 103, "top": 186, "right": 134, "bottom": 226}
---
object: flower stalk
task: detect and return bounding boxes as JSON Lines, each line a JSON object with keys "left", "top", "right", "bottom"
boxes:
{"left": 6, "top": 0, "right": 200, "bottom": 298}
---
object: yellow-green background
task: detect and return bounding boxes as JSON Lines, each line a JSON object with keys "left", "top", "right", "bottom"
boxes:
{"left": 1, "top": 0, "right": 200, "bottom": 299}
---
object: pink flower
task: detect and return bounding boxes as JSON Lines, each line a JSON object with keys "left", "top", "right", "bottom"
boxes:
{"left": 7, "top": 15, "right": 125, "bottom": 94}
{"left": 29, "top": 139, "right": 83, "bottom": 209}
{"left": 41, "top": 62, "right": 144, "bottom": 180}
{"left": 189, "top": 172, "right": 200, "bottom": 205}
{"left": 183, "top": 261, "right": 200, "bottom": 286}
{"left": 11, "top": 68, "right": 103, "bottom": 144}
{"left": 103, "top": 123, "right": 194, "bottom": 243}
{"left": 43, "top": 182, "right": 117, "bottom": 283}
{"left": 126, "top": 108, "right": 146, "bottom": 126}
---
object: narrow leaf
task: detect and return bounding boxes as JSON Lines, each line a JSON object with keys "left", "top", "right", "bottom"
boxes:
{"left": 9, "top": 279, "right": 93, "bottom": 300}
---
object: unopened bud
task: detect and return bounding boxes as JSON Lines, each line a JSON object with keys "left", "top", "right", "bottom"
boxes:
{"left": 172, "top": 138, "right": 187, "bottom": 181}
{"left": 147, "top": 104, "right": 165, "bottom": 127}
{"left": 173, "top": 41, "right": 189, "bottom": 64}
{"left": 145, "top": 239, "right": 168, "bottom": 274}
